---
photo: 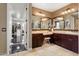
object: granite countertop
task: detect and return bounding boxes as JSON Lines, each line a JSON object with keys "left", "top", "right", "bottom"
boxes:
{"left": 32, "top": 31, "right": 78, "bottom": 35}
{"left": 53, "top": 31, "right": 78, "bottom": 35}
{"left": 32, "top": 31, "right": 53, "bottom": 35}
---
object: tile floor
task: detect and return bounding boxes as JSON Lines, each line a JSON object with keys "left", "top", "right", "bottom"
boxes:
{"left": 11, "top": 44, "right": 78, "bottom": 56}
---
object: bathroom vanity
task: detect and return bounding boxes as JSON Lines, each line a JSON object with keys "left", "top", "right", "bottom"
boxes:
{"left": 50, "top": 31, "right": 78, "bottom": 53}
{"left": 32, "top": 30, "right": 78, "bottom": 53}
{"left": 32, "top": 31, "right": 53, "bottom": 48}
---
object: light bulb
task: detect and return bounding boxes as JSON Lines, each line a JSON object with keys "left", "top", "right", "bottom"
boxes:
{"left": 42, "top": 18, "right": 47, "bottom": 21}
{"left": 61, "top": 12, "right": 65, "bottom": 15}
{"left": 35, "top": 12, "right": 45, "bottom": 17}
{"left": 64, "top": 11, "right": 68, "bottom": 14}
{"left": 71, "top": 8, "right": 75, "bottom": 11}
{"left": 67, "top": 10, "right": 71, "bottom": 13}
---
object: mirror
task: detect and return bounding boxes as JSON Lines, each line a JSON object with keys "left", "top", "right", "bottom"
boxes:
{"left": 32, "top": 15, "right": 52, "bottom": 30}
{"left": 53, "top": 11, "right": 79, "bottom": 31}
{"left": 64, "top": 11, "right": 78, "bottom": 30}
{"left": 32, "top": 15, "right": 41, "bottom": 29}
{"left": 41, "top": 18, "right": 51, "bottom": 29}
{"left": 72, "top": 11, "right": 79, "bottom": 30}
{"left": 64, "top": 15, "right": 74, "bottom": 30}
{"left": 53, "top": 17, "right": 64, "bottom": 30}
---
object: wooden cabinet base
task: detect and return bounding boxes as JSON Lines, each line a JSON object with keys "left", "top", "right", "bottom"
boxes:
{"left": 50, "top": 33, "right": 78, "bottom": 53}
{"left": 32, "top": 34, "right": 44, "bottom": 48}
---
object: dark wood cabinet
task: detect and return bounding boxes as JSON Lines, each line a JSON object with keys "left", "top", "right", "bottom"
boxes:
{"left": 32, "top": 34, "right": 44, "bottom": 48}
{"left": 53, "top": 34, "right": 62, "bottom": 46}
{"left": 50, "top": 33, "right": 78, "bottom": 53}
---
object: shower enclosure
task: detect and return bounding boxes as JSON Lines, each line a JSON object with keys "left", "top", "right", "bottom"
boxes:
{"left": 0, "top": 3, "right": 32, "bottom": 55}
{"left": 10, "top": 19, "right": 27, "bottom": 54}
{"left": 6, "top": 3, "right": 32, "bottom": 54}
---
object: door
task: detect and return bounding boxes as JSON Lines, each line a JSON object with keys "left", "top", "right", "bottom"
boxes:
{"left": 0, "top": 4, "right": 7, "bottom": 54}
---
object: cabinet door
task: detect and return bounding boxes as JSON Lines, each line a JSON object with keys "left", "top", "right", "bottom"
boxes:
{"left": 54, "top": 34, "right": 62, "bottom": 46}
{"left": 32, "top": 34, "right": 44, "bottom": 48}
{"left": 62, "top": 35, "right": 73, "bottom": 50}
{"left": 32, "top": 35, "right": 38, "bottom": 48}
{"left": 62, "top": 34, "right": 78, "bottom": 53}
{"left": 71, "top": 35, "right": 78, "bottom": 53}
{"left": 0, "top": 4, "right": 7, "bottom": 54}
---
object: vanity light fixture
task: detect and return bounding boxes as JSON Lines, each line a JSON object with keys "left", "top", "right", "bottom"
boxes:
{"left": 64, "top": 11, "right": 68, "bottom": 14}
{"left": 71, "top": 8, "right": 75, "bottom": 12}
{"left": 35, "top": 12, "right": 45, "bottom": 17}
{"left": 57, "top": 17, "right": 63, "bottom": 20}
{"left": 42, "top": 18, "right": 48, "bottom": 21}
{"left": 61, "top": 8, "right": 75, "bottom": 15}
{"left": 67, "top": 10, "right": 71, "bottom": 13}
{"left": 61, "top": 12, "right": 65, "bottom": 15}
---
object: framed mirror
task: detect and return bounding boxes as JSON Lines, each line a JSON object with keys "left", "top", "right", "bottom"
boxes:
{"left": 64, "top": 11, "right": 78, "bottom": 31}
{"left": 32, "top": 15, "right": 52, "bottom": 30}
{"left": 53, "top": 11, "right": 79, "bottom": 31}
{"left": 41, "top": 17, "right": 51, "bottom": 29}
{"left": 32, "top": 15, "right": 41, "bottom": 29}
{"left": 64, "top": 15, "right": 74, "bottom": 30}
{"left": 53, "top": 17, "right": 64, "bottom": 30}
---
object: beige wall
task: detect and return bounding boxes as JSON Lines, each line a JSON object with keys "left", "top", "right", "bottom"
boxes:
{"left": 32, "top": 3, "right": 78, "bottom": 19}
{"left": 32, "top": 7, "right": 52, "bottom": 18}
{"left": 51, "top": 3, "right": 78, "bottom": 18}
{"left": 0, "top": 3, "right": 7, "bottom": 54}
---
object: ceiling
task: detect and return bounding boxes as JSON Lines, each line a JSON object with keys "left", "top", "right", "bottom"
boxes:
{"left": 32, "top": 3, "right": 70, "bottom": 12}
